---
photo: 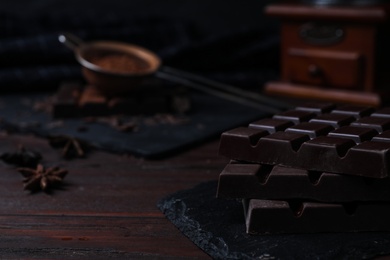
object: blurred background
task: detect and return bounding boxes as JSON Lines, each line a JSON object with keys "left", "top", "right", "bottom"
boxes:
{"left": 0, "top": 0, "right": 280, "bottom": 92}
{"left": 0, "top": 0, "right": 277, "bottom": 36}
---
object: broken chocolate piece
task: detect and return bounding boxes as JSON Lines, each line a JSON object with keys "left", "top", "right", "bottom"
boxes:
{"left": 52, "top": 83, "right": 191, "bottom": 118}
{"left": 52, "top": 81, "right": 82, "bottom": 118}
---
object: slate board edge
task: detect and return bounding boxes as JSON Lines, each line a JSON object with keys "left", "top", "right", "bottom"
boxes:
{"left": 157, "top": 181, "right": 255, "bottom": 260}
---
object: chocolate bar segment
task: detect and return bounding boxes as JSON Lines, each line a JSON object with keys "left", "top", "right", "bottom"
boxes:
{"left": 351, "top": 117, "right": 390, "bottom": 133}
{"left": 295, "top": 102, "right": 336, "bottom": 114}
{"left": 285, "top": 122, "right": 334, "bottom": 139}
{"left": 373, "top": 130, "right": 390, "bottom": 142}
{"left": 219, "top": 104, "right": 390, "bottom": 178}
{"left": 244, "top": 199, "right": 390, "bottom": 234}
{"left": 273, "top": 110, "right": 316, "bottom": 124}
{"left": 327, "top": 126, "right": 378, "bottom": 143}
{"left": 370, "top": 107, "right": 390, "bottom": 118}
{"left": 217, "top": 163, "right": 390, "bottom": 202}
{"left": 309, "top": 113, "right": 355, "bottom": 129}
{"left": 330, "top": 105, "right": 375, "bottom": 118}
{"left": 249, "top": 118, "right": 293, "bottom": 133}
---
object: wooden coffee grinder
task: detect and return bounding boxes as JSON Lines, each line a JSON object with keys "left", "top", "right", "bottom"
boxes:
{"left": 264, "top": 1, "right": 390, "bottom": 106}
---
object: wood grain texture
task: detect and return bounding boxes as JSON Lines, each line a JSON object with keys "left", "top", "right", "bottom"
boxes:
{"left": 265, "top": 3, "right": 389, "bottom": 22}
{"left": 0, "top": 133, "right": 228, "bottom": 259}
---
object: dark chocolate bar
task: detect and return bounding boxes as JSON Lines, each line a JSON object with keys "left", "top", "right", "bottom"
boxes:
{"left": 217, "top": 162, "right": 390, "bottom": 202}
{"left": 244, "top": 199, "right": 390, "bottom": 234}
{"left": 219, "top": 104, "right": 390, "bottom": 178}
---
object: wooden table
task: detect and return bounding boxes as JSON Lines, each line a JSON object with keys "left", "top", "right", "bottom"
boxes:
{"left": 0, "top": 133, "right": 228, "bottom": 259}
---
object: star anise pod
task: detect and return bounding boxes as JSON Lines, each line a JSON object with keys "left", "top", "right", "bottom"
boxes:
{"left": 48, "top": 135, "right": 89, "bottom": 159}
{"left": 17, "top": 164, "right": 68, "bottom": 192}
{"left": 0, "top": 145, "right": 42, "bottom": 167}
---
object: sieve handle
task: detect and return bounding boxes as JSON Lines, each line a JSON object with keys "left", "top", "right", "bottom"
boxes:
{"left": 58, "top": 33, "right": 84, "bottom": 51}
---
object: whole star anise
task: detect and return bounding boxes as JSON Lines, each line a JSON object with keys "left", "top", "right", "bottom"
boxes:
{"left": 17, "top": 164, "right": 68, "bottom": 192}
{"left": 48, "top": 135, "right": 89, "bottom": 159}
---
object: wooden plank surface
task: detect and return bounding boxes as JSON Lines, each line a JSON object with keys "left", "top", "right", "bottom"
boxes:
{"left": 0, "top": 133, "right": 228, "bottom": 259}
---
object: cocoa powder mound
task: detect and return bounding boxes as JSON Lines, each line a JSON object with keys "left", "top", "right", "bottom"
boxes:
{"left": 89, "top": 53, "right": 150, "bottom": 74}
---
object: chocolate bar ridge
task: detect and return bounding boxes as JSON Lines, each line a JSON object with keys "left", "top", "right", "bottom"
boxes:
{"left": 217, "top": 162, "right": 390, "bottom": 202}
{"left": 244, "top": 199, "right": 390, "bottom": 234}
{"left": 219, "top": 104, "right": 390, "bottom": 178}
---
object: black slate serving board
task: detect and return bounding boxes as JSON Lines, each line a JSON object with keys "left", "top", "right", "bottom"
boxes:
{"left": 158, "top": 181, "right": 390, "bottom": 260}
{"left": 0, "top": 90, "right": 269, "bottom": 158}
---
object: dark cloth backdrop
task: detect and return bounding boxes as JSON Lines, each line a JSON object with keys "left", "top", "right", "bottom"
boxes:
{"left": 0, "top": 1, "right": 280, "bottom": 92}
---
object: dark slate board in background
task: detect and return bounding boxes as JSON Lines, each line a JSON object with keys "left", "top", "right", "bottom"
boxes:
{"left": 157, "top": 181, "right": 390, "bottom": 260}
{"left": 0, "top": 91, "right": 270, "bottom": 158}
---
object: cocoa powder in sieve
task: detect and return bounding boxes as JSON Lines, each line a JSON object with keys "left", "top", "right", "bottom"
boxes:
{"left": 89, "top": 53, "right": 150, "bottom": 74}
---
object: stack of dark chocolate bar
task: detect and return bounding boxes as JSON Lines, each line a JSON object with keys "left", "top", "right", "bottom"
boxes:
{"left": 217, "top": 103, "right": 390, "bottom": 234}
